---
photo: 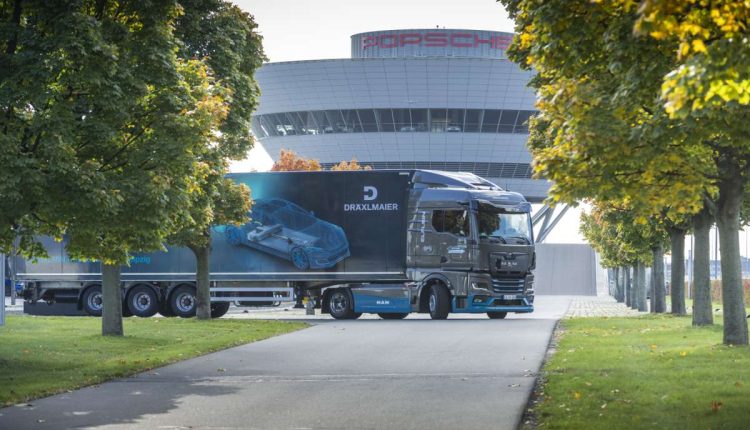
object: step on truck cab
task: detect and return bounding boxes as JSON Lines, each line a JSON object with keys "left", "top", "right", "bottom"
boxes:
{"left": 13, "top": 170, "right": 534, "bottom": 320}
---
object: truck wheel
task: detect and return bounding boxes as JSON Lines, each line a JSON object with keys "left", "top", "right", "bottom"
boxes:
{"left": 225, "top": 226, "right": 242, "bottom": 245}
{"left": 328, "top": 289, "right": 357, "bottom": 319}
{"left": 81, "top": 285, "right": 103, "bottom": 317}
{"left": 170, "top": 285, "right": 197, "bottom": 318}
{"left": 291, "top": 247, "right": 310, "bottom": 270}
{"left": 122, "top": 301, "right": 133, "bottom": 317}
{"left": 378, "top": 313, "right": 408, "bottom": 320}
{"left": 127, "top": 285, "right": 160, "bottom": 317}
{"left": 487, "top": 312, "right": 507, "bottom": 319}
{"left": 428, "top": 284, "right": 450, "bottom": 320}
{"left": 210, "top": 302, "right": 231, "bottom": 318}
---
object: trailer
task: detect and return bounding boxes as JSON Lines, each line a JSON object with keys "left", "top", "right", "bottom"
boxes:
{"left": 15, "top": 170, "right": 535, "bottom": 319}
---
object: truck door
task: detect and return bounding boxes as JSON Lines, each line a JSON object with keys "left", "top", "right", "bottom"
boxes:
{"left": 429, "top": 209, "right": 472, "bottom": 270}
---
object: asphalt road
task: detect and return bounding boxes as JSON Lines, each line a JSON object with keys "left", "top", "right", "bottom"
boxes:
{"left": 0, "top": 296, "right": 571, "bottom": 430}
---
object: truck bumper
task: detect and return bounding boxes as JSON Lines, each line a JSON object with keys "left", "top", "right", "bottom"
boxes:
{"left": 451, "top": 294, "right": 534, "bottom": 314}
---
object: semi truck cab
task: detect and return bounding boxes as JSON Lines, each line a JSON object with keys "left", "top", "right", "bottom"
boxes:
{"left": 322, "top": 170, "right": 535, "bottom": 320}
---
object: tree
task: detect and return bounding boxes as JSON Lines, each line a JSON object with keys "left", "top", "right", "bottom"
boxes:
{"left": 330, "top": 159, "right": 372, "bottom": 171}
{"left": 169, "top": 0, "right": 264, "bottom": 320}
{"left": 501, "top": 0, "right": 715, "bottom": 311}
{"left": 636, "top": 0, "right": 750, "bottom": 344}
{"left": 271, "top": 149, "right": 322, "bottom": 171}
{"left": 500, "top": 0, "right": 734, "bottom": 332}
{"left": 1, "top": 1, "right": 225, "bottom": 336}
{"left": 580, "top": 202, "right": 669, "bottom": 312}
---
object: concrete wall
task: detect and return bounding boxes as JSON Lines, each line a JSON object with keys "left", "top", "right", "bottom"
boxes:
{"left": 534, "top": 243, "right": 598, "bottom": 296}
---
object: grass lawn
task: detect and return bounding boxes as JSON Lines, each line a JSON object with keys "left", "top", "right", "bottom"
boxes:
{"left": 530, "top": 315, "right": 750, "bottom": 430}
{"left": 0, "top": 316, "right": 306, "bottom": 406}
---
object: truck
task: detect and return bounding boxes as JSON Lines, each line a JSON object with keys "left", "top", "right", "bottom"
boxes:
{"left": 13, "top": 169, "right": 535, "bottom": 319}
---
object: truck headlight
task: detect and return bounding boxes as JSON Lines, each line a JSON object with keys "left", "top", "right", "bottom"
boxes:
{"left": 471, "top": 281, "right": 490, "bottom": 291}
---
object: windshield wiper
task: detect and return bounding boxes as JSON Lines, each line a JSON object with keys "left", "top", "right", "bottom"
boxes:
{"left": 505, "top": 235, "right": 530, "bottom": 244}
{"left": 481, "top": 235, "right": 506, "bottom": 244}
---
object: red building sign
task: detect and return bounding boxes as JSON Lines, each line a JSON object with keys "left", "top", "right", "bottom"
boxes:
{"left": 361, "top": 32, "right": 512, "bottom": 51}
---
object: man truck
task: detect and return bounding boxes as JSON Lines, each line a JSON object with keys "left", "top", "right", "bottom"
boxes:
{"left": 14, "top": 170, "right": 535, "bottom": 319}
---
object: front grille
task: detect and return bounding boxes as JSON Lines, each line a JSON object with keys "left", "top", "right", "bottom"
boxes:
{"left": 491, "top": 278, "right": 525, "bottom": 295}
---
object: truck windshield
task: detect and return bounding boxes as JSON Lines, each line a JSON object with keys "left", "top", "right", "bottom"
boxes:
{"left": 477, "top": 208, "right": 532, "bottom": 244}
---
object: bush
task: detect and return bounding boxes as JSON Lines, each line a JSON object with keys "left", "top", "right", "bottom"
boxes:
{"left": 707, "top": 279, "right": 750, "bottom": 304}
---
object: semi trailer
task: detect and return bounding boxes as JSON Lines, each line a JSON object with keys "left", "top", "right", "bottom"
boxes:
{"left": 13, "top": 169, "right": 536, "bottom": 319}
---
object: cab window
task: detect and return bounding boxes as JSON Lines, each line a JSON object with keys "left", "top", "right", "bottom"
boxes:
{"left": 432, "top": 210, "right": 469, "bottom": 236}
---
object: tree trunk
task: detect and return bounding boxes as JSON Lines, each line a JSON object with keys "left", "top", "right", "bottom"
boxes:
{"left": 669, "top": 228, "right": 687, "bottom": 315}
{"left": 631, "top": 266, "right": 639, "bottom": 309}
{"left": 716, "top": 171, "right": 748, "bottom": 345}
{"left": 636, "top": 260, "right": 648, "bottom": 312}
{"left": 102, "top": 263, "right": 123, "bottom": 336}
{"left": 614, "top": 267, "right": 624, "bottom": 302}
{"left": 624, "top": 266, "right": 632, "bottom": 308}
{"left": 692, "top": 209, "right": 713, "bottom": 326}
{"left": 652, "top": 245, "right": 666, "bottom": 313}
{"left": 190, "top": 245, "right": 211, "bottom": 320}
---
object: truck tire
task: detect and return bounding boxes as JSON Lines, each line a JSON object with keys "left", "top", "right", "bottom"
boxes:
{"left": 378, "top": 313, "right": 408, "bottom": 320}
{"left": 487, "top": 312, "right": 508, "bottom": 319}
{"left": 170, "top": 284, "right": 197, "bottom": 318}
{"left": 122, "top": 301, "right": 133, "bottom": 317}
{"left": 127, "top": 285, "right": 160, "bottom": 318}
{"left": 328, "top": 289, "right": 358, "bottom": 319}
{"left": 210, "top": 302, "right": 231, "bottom": 318}
{"left": 81, "top": 285, "right": 103, "bottom": 317}
{"left": 428, "top": 284, "right": 450, "bottom": 320}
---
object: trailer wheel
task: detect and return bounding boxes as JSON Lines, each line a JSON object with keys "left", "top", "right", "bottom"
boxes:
{"left": 378, "top": 313, "right": 408, "bottom": 320}
{"left": 328, "top": 289, "right": 357, "bottom": 319}
{"left": 127, "top": 285, "right": 160, "bottom": 318}
{"left": 81, "top": 285, "right": 103, "bottom": 317}
{"left": 210, "top": 302, "right": 231, "bottom": 318}
{"left": 487, "top": 312, "right": 507, "bottom": 319}
{"left": 122, "top": 302, "right": 133, "bottom": 317}
{"left": 170, "top": 285, "right": 197, "bottom": 318}
{"left": 428, "top": 284, "right": 450, "bottom": 320}
{"left": 291, "top": 247, "right": 310, "bottom": 270}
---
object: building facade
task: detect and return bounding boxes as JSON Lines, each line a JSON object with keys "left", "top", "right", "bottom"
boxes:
{"left": 250, "top": 29, "right": 549, "bottom": 202}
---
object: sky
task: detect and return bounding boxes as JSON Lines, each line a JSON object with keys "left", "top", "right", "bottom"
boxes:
{"left": 229, "top": 0, "right": 586, "bottom": 244}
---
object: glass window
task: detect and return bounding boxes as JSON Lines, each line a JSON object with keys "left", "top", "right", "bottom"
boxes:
{"left": 498, "top": 110, "right": 519, "bottom": 133}
{"left": 410, "top": 109, "right": 428, "bottom": 131}
{"left": 376, "top": 109, "right": 395, "bottom": 132}
{"left": 285, "top": 112, "right": 305, "bottom": 135}
{"left": 299, "top": 111, "right": 319, "bottom": 135}
{"left": 265, "top": 114, "right": 286, "bottom": 136}
{"left": 514, "top": 110, "right": 534, "bottom": 133}
{"left": 324, "top": 110, "right": 346, "bottom": 133}
{"left": 276, "top": 113, "right": 297, "bottom": 135}
{"left": 341, "top": 109, "right": 361, "bottom": 133}
{"left": 432, "top": 210, "right": 469, "bottom": 236}
{"left": 251, "top": 117, "right": 267, "bottom": 138}
{"left": 357, "top": 109, "right": 378, "bottom": 132}
{"left": 464, "top": 109, "right": 482, "bottom": 132}
{"left": 477, "top": 204, "right": 532, "bottom": 243}
{"left": 447, "top": 109, "right": 464, "bottom": 132}
{"left": 311, "top": 111, "right": 332, "bottom": 134}
{"left": 259, "top": 115, "right": 278, "bottom": 137}
{"left": 430, "top": 108, "right": 448, "bottom": 132}
{"left": 393, "top": 109, "right": 412, "bottom": 131}
{"left": 482, "top": 110, "right": 501, "bottom": 133}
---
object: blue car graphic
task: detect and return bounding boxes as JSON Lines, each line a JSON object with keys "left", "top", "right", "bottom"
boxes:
{"left": 225, "top": 198, "right": 350, "bottom": 270}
